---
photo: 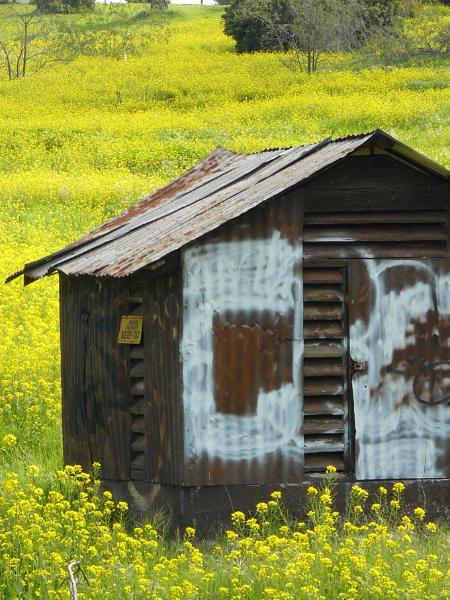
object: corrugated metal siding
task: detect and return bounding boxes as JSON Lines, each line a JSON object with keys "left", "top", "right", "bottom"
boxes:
{"left": 302, "top": 156, "right": 448, "bottom": 260}
{"left": 304, "top": 210, "right": 447, "bottom": 260}
{"left": 60, "top": 275, "right": 91, "bottom": 470}
{"left": 60, "top": 274, "right": 130, "bottom": 479}
{"left": 182, "top": 193, "right": 304, "bottom": 486}
{"left": 61, "top": 268, "right": 183, "bottom": 484}
{"left": 145, "top": 269, "right": 183, "bottom": 485}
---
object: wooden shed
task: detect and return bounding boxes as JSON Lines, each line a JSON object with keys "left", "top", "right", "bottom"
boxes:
{"left": 9, "top": 130, "right": 450, "bottom": 529}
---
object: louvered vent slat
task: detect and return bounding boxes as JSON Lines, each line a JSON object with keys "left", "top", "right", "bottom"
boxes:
{"left": 304, "top": 378, "right": 344, "bottom": 396}
{"left": 304, "top": 396, "right": 344, "bottom": 416}
{"left": 304, "top": 285, "right": 344, "bottom": 302}
{"left": 304, "top": 341, "right": 343, "bottom": 358}
{"left": 131, "top": 454, "right": 145, "bottom": 470}
{"left": 129, "top": 347, "right": 144, "bottom": 360}
{"left": 128, "top": 285, "right": 146, "bottom": 481}
{"left": 303, "top": 266, "right": 348, "bottom": 473}
{"left": 131, "top": 398, "right": 145, "bottom": 415}
{"left": 131, "top": 416, "right": 145, "bottom": 434}
{"left": 303, "top": 358, "right": 344, "bottom": 377}
{"left": 304, "top": 322, "right": 344, "bottom": 339}
{"left": 305, "top": 453, "right": 345, "bottom": 472}
{"left": 303, "top": 211, "right": 447, "bottom": 259}
{"left": 304, "top": 303, "right": 344, "bottom": 320}
{"left": 131, "top": 433, "right": 145, "bottom": 452}
{"left": 131, "top": 380, "right": 145, "bottom": 396}
{"left": 130, "top": 361, "right": 144, "bottom": 378}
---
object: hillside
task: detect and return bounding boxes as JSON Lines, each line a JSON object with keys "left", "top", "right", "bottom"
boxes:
{"left": 1, "top": 0, "right": 449, "bottom": 476}
{"left": 0, "top": 4, "right": 449, "bottom": 597}
{"left": 1, "top": 0, "right": 449, "bottom": 481}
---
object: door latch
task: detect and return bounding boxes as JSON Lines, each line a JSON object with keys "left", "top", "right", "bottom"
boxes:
{"left": 351, "top": 359, "right": 368, "bottom": 373}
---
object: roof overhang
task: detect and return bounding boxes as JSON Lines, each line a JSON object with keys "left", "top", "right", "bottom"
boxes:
{"left": 7, "top": 130, "right": 449, "bottom": 285}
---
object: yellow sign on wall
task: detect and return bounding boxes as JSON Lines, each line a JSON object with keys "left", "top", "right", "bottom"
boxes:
{"left": 118, "top": 316, "right": 143, "bottom": 344}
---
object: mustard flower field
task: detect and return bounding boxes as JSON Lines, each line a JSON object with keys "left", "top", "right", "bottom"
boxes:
{"left": 1, "top": 466, "right": 448, "bottom": 599}
{"left": 0, "top": 4, "right": 449, "bottom": 598}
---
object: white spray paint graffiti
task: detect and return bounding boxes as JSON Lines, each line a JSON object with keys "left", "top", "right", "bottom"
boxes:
{"left": 181, "top": 233, "right": 303, "bottom": 462}
{"left": 350, "top": 259, "right": 450, "bottom": 480}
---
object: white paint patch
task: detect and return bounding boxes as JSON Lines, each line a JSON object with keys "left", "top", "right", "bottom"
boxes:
{"left": 351, "top": 260, "right": 450, "bottom": 480}
{"left": 181, "top": 233, "right": 303, "bottom": 462}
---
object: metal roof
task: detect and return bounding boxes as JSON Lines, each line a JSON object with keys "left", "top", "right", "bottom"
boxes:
{"left": 8, "top": 129, "right": 449, "bottom": 284}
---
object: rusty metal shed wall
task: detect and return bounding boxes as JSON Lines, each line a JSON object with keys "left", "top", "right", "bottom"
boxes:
{"left": 299, "top": 157, "right": 450, "bottom": 481}
{"left": 144, "top": 269, "right": 183, "bottom": 485}
{"left": 17, "top": 131, "right": 450, "bottom": 501}
{"left": 181, "top": 193, "right": 304, "bottom": 486}
{"left": 60, "top": 274, "right": 130, "bottom": 480}
{"left": 179, "top": 153, "right": 450, "bottom": 487}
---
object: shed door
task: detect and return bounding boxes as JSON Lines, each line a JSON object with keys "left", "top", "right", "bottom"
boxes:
{"left": 349, "top": 259, "right": 450, "bottom": 480}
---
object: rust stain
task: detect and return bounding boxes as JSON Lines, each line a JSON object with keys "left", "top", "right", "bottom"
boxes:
{"left": 9, "top": 133, "right": 390, "bottom": 283}
{"left": 213, "top": 316, "right": 293, "bottom": 416}
{"left": 384, "top": 309, "right": 450, "bottom": 407}
{"left": 350, "top": 259, "right": 450, "bottom": 480}
{"left": 86, "top": 150, "right": 235, "bottom": 237}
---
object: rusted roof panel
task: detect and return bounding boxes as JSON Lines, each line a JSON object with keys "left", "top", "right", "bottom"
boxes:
{"left": 8, "top": 130, "right": 449, "bottom": 283}
{"left": 53, "top": 136, "right": 367, "bottom": 278}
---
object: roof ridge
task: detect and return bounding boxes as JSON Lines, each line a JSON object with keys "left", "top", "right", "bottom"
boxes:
{"left": 8, "top": 130, "right": 447, "bottom": 284}
{"left": 239, "top": 131, "right": 380, "bottom": 155}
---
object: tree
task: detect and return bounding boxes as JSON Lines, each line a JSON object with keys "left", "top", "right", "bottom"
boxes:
{"left": 61, "top": 3, "right": 169, "bottom": 61}
{"left": 35, "top": 0, "right": 95, "bottom": 14}
{"left": 273, "top": 0, "right": 370, "bottom": 73}
{"left": 0, "top": 3, "right": 75, "bottom": 80}
{"left": 223, "top": 0, "right": 293, "bottom": 53}
{"left": 0, "top": 1, "right": 167, "bottom": 80}
{"left": 223, "top": 0, "right": 405, "bottom": 68}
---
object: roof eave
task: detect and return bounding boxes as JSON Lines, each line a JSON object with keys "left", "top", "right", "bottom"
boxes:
{"left": 7, "top": 130, "right": 449, "bottom": 285}
{"left": 367, "top": 129, "right": 449, "bottom": 181}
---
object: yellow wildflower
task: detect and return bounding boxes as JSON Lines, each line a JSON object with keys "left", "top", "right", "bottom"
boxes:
{"left": 392, "top": 482, "right": 406, "bottom": 493}
{"left": 413, "top": 507, "right": 426, "bottom": 520}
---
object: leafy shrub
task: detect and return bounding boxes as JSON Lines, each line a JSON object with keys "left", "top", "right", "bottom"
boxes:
{"left": 223, "top": 0, "right": 293, "bottom": 53}
{"left": 35, "top": 0, "right": 95, "bottom": 14}
{"left": 223, "top": 0, "right": 404, "bottom": 54}
{"left": 126, "top": 0, "right": 170, "bottom": 6}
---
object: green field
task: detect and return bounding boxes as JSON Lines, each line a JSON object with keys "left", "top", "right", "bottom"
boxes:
{"left": 0, "top": 4, "right": 449, "bottom": 598}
